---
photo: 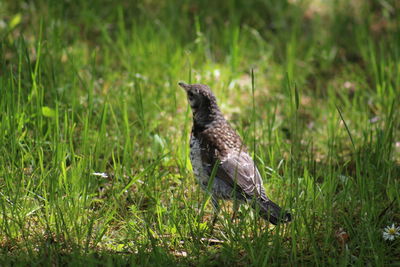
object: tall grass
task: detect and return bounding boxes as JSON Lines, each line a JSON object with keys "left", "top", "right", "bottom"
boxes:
{"left": 0, "top": 0, "right": 399, "bottom": 265}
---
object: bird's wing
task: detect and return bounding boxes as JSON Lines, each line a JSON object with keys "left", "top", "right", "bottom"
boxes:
{"left": 216, "top": 151, "right": 267, "bottom": 199}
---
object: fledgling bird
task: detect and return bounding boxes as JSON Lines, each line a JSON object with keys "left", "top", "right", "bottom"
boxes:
{"left": 179, "top": 82, "right": 291, "bottom": 225}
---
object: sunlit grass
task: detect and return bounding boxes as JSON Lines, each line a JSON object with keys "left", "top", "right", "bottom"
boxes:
{"left": 0, "top": 0, "right": 399, "bottom": 266}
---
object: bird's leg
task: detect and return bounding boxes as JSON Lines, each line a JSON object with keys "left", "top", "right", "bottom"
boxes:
{"left": 231, "top": 198, "right": 240, "bottom": 223}
{"left": 209, "top": 198, "right": 220, "bottom": 234}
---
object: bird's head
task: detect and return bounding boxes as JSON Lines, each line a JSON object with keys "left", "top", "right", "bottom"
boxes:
{"left": 178, "top": 82, "right": 216, "bottom": 110}
{"left": 178, "top": 82, "right": 222, "bottom": 127}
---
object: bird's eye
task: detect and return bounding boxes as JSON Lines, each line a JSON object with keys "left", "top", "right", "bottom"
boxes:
{"left": 188, "top": 92, "right": 194, "bottom": 100}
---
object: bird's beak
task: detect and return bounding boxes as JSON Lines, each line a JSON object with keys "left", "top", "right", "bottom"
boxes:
{"left": 178, "top": 82, "right": 190, "bottom": 92}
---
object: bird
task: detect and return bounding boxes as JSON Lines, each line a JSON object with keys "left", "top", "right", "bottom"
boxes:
{"left": 179, "top": 82, "right": 291, "bottom": 225}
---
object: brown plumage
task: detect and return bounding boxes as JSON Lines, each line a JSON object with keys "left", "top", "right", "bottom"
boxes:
{"left": 179, "top": 82, "right": 291, "bottom": 225}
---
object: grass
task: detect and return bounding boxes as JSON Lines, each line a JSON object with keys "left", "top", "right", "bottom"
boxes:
{"left": 0, "top": 0, "right": 399, "bottom": 266}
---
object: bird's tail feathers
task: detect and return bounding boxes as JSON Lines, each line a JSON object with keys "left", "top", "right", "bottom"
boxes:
{"left": 255, "top": 198, "right": 291, "bottom": 225}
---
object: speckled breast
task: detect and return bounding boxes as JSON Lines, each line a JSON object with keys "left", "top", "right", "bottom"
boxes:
{"left": 189, "top": 135, "right": 210, "bottom": 190}
{"left": 189, "top": 134, "right": 235, "bottom": 200}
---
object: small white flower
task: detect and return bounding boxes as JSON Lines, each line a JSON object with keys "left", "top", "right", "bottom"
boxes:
{"left": 382, "top": 224, "right": 400, "bottom": 241}
{"left": 213, "top": 69, "right": 221, "bottom": 79}
{"left": 92, "top": 172, "right": 108, "bottom": 178}
{"left": 134, "top": 73, "right": 148, "bottom": 81}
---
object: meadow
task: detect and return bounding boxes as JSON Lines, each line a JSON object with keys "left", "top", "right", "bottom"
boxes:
{"left": 0, "top": 0, "right": 399, "bottom": 266}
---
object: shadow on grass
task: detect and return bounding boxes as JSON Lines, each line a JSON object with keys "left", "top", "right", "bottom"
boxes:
{"left": 1, "top": 237, "right": 234, "bottom": 267}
